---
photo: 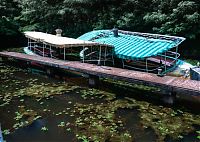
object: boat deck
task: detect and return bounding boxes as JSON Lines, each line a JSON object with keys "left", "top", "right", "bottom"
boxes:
{"left": 0, "top": 51, "right": 199, "bottom": 96}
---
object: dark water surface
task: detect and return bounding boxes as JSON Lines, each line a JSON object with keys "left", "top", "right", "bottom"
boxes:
{"left": 0, "top": 58, "right": 200, "bottom": 142}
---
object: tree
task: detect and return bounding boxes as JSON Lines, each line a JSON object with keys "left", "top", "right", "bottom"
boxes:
{"left": 143, "top": 0, "right": 200, "bottom": 39}
{"left": 0, "top": 0, "right": 20, "bottom": 36}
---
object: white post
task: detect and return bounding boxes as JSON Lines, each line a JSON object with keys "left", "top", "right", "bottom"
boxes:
{"left": 50, "top": 45, "right": 52, "bottom": 58}
{"left": 28, "top": 38, "right": 30, "bottom": 49}
{"left": 33, "top": 41, "right": 35, "bottom": 50}
{"left": 104, "top": 46, "right": 107, "bottom": 65}
{"left": 82, "top": 46, "right": 84, "bottom": 63}
{"left": 165, "top": 52, "right": 167, "bottom": 72}
{"left": 122, "top": 59, "right": 124, "bottom": 68}
{"left": 33, "top": 41, "right": 35, "bottom": 52}
{"left": 146, "top": 58, "right": 148, "bottom": 72}
{"left": 175, "top": 46, "right": 178, "bottom": 65}
{"left": 43, "top": 44, "right": 45, "bottom": 57}
{"left": 98, "top": 45, "right": 102, "bottom": 65}
{"left": 64, "top": 48, "right": 66, "bottom": 60}
{"left": 112, "top": 48, "right": 115, "bottom": 66}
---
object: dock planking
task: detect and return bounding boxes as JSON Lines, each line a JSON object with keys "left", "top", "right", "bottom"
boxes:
{"left": 0, "top": 51, "right": 199, "bottom": 96}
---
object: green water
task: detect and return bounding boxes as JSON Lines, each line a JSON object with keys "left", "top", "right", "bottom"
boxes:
{"left": 0, "top": 56, "right": 200, "bottom": 142}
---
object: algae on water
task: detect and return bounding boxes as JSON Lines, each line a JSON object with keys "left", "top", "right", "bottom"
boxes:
{"left": 1, "top": 63, "right": 200, "bottom": 142}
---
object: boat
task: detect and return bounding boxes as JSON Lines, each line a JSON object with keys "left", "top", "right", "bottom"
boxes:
{"left": 24, "top": 31, "right": 114, "bottom": 65}
{"left": 78, "top": 28, "right": 193, "bottom": 75}
{"left": 23, "top": 29, "right": 193, "bottom": 76}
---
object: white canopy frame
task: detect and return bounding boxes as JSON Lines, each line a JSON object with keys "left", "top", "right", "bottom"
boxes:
{"left": 25, "top": 31, "right": 114, "bottom": 66}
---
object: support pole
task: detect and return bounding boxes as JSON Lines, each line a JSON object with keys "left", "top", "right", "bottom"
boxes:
{"left": 175, "top": 46, "right": 178, "bottom": 65}
{"left": 161, "top": 88, "right": 176, "bottom": 105}
{"left": 33, "top": 40, "right": 35, "bottom": 53}
{"left": 82, "top": 46, "right": 84, "bottom": 63}
{"left": 64, "top": 48, "right": 66, "bottom": 60}
{"left": 43, "top": 43, "right": 45, "bottom": 57}
{"left": 165, "top": 52, "right": 167, "bottom": 72}
{"left": 29, "top": 39, "right": 31, "bottom": 50}
{"left": 98, "top": 45, "right": 102, "bottom": 65}
{"left": 162, "top": 94, "right": 175, "bottom": 105}
{"left": 112, "top": 48, "right": 115, "bottom": 66}
{"left": 46, "top": 68, "right": 54, "bottom": 77}
{"left": 28, "top": 38, "right": 30, "bottom": 49}
{"left": 88, "top": 74, "right": 99, "bottom": 88}
{"left": 50, "top": 45, "right": 52, "bottom": 58}
{"left": 104, "top": 46, "right": 107, "bottom": 65}
{"left": 146, "top": 58, "right": 148, "bottom": 72}
{"left": 122, "top": 59, "right": 125, "bottom": 68}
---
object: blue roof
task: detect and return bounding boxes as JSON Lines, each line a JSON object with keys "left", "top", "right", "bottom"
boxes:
{"left": 78, "top": 29, "right": 185, "bottom": 60}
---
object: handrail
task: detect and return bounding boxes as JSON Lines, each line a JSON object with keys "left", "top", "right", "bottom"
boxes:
{"left": 29, "top": 46, "right": 58, "bottom": 59}
{"left": 124, "top": 63, "right": 165, "bottom": 72}
{"left": 158, "top": 51, "right": 180, "bottom": 59}
{"left": 86, "top": 51, "right": 97, "bottom": 57}
{"left": 123, "top": 52, "right": 180, "bottom": 73}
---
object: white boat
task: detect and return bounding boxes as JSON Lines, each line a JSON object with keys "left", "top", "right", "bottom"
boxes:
{"left": 24, "top": 31, "right": 114, "bottom": 65}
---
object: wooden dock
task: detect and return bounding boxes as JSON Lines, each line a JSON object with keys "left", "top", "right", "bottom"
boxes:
{"left": 0, "top": 51, "right": 199, "bottom": 100}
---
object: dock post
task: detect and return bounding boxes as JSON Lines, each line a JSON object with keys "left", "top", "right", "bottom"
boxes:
{"left": 162, "top": 94, "right": 175, "bottom": 105}
{"left": 88, "top": 75, "right": 99, "bottom": 88}
{"left": 1, "top": 56, "right": 8, "bottom": 62}
{"left": 161, "top": 88, "right": 176, "bottom": 105}
{"left": 46, "top": 68, "right": 54, "bottom": 77}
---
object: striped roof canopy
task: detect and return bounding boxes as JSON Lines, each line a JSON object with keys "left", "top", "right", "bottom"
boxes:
{"left": 78, "top": 29, "right": 185, "bottom": 60}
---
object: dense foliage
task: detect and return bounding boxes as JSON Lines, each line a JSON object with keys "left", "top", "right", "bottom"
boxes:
{"left": 0, "top": 0, "right": 200, "bottom": 58}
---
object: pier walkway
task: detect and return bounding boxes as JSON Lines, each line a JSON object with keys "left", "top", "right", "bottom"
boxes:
{"left": 0, "top": 51, "right": 199, "bottom": 97}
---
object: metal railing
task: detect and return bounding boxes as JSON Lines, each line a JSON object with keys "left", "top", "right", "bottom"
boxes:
{"left": 122, "top": 51, "right": 180, "bottom": 74}
{"left": 28, "top": 46, "right": 58, "bottom": 59}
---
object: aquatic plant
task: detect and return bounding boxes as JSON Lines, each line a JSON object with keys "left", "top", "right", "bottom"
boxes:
{"left": 1, "top": 61, "right": 200, "bottom": 142}
{"left": 79, "top": 88, "right": 116, "bottom": 101}
{"left": 76, "top": 134, "right": 90, "bottom": 142}
{"left": 12, "top": 106, "right": 38, "bottom": 131}
{"left": 126, "top": 97, "right": 200, "bottom": 141}
{"left": 102, "top": 78, "right": 159, "bottom": 92}
{"left": 66, "top": 128, "right": 71, "bottom": 132}
{"left": 197, "top": 130, "right": 200, "bottom": 139}
{"left": 57, "top": 121, "right": 65, "bottom": 127}
{"left": 71, "top": 99, "right": 134, "bottom": 142}
{"left": 41, "top": 126, "right": 48, "bottom": 131}
{"left": 12, "top": 82, "right": 80, "bottom": 100}
{"left": 14, "top": 111, "right": 23, "bottom": 121}
{"left": 2, "top": 129, "right": 10, "bottom": 135}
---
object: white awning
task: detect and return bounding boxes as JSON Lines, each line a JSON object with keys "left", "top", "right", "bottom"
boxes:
{"left": 24, "top": 31, "right": 110, "bottom": 48}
